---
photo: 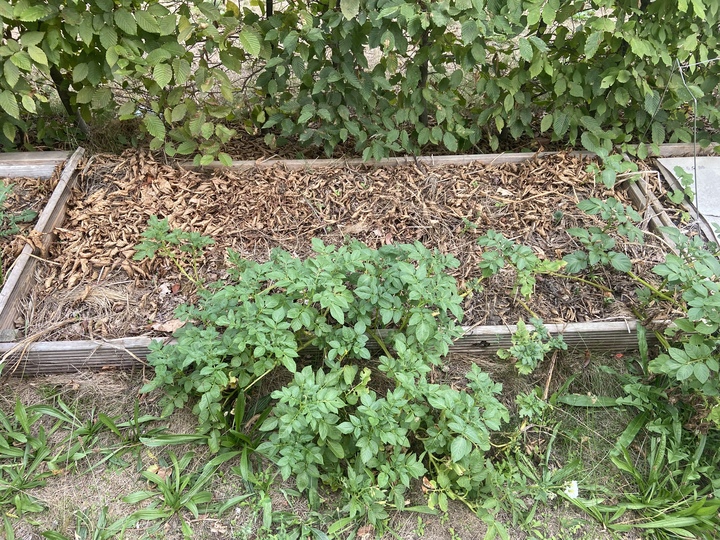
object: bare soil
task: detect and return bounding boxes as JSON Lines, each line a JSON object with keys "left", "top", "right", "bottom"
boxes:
{"left": 20, "top": 151, "right": 670, "bottom": 341}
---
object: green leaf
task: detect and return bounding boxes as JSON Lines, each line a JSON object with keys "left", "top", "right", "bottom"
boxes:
{"left": 644, "top": 91, "right": 661, "bottom": 115}
{"left": 115, "top": 8, "right": 138, "bottom": 35}
{"left": 0, "top": 90, "right": 19, "bottom": 119}
{"left": 144, "top": 115, "right": 166, "bottom": 140}
{"left": 218, "top": 152, "right": 233, "bottom": 166}
{"left": 518, "top": 37, "right": 533, "bottom": 62}
{"left": 608, "top": 252, "right": 631, "bottom": 272}
{"left": 19, "top": 31, "right": 44, "bottom": 47}
{"left": 75, "top": 86, "right": 94, "bottom": 104}
{"left": 651, "top": 122, "right": 665, "bottom": 145}
{"left": 693, "top": 362, "right": 710, "bottom": 384}
{"left": 443, "top": 132, "right": 458, "bottom": 152}
{"left": 171, "top": 103, "right": 188, "bottom": 123}
{"left": 72, "top": 63, "right": 89, "bottom": 83}
{"left": 91, "top": 87, "right": 112, "bottom": 109}
{"left": 461, "top": 20, "right": 478, "bottom": 44}
{"left": 450, "top": 436, "right": 472, "bottom": 462}
{"left": 3, "top": 60, "right": 20, "bottom": 88}
{"left": 676, "top": 364, "right": 693, "bottom": 381}
{"left": 553, "top": 111, "right": 570, "bottom": 137}
{"left": 540, "top": 114, "right": 553, "bottom": 133}
{"left": 153, "top": 63, "right": 173, "bottom": 88}
{"left": 340, "top": 0, "right": 359, "bottom": 20}
{"left": 28, "top": 45, "right": 48, "bottom": 66}
{"left": 615, "top": 87, "right": 630, "bottom": 106}
{"left": 584, "top": 32, "right": 602, "bottom": 59}
{"left": 173, "top": 58, "right": 191, "bottom": 85}
{"left": 2, "top": 122, "right": 17, "bottom": 142}
{"left": 580, "top": 115, "right": 602, "bottom": 135}
{"left": 15, "top": 4, "right": 49, "bottom": 22}
{"left": 135, "top": 12, "right": 160, "bottom": 33}
{"left": 416, "top": 320, "right": 431, "bottom": 344}
{"left": 140, "top": 434, "right": 207, "bottom": 446}
{"left": 239, "top": 27, "right": 261, "bottom": 57}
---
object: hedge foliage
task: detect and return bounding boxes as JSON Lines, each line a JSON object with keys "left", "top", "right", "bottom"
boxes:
{"left": 1, "top": 0, "right": 718, "bottom": 160}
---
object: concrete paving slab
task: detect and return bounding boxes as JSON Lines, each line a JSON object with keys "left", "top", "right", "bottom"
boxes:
{"left": 657, "top": 157, "right": 720, "bottom": 242}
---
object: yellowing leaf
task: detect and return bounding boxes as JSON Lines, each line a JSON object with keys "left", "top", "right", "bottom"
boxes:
{"left": 21, "top": 94, "right": 36, "bottom": 113}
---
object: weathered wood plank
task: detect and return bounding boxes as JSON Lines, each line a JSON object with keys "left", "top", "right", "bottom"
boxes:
{"left": 189, "top": 143, "right": 714, "bottom": 171}
{"left": 187, "top": 151, "right": 597, "bottom": 171}
{"left": 0, "top": 151, "right": 71, "bottom": 178}
{"left": 0, "top": 321, "right": 656, "bottom": 377}
{"left": 0, "top": 148, "right": 85, "bottom": 334}
{"left": 621, "top": 173, "right": 679, "bottom": 254}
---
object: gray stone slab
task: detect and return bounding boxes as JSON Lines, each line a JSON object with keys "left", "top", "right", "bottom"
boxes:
{"left": 657, "top": 157, "right": 720, "bottom": 242}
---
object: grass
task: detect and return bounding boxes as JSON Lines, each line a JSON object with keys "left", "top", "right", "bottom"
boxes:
{"left": 0, "top": 351, "right": 718, "bottom": 540}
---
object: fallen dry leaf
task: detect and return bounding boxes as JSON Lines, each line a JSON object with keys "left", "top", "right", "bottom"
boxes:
{"left": 151, "top": 319, "right": 186, "bottom": 333}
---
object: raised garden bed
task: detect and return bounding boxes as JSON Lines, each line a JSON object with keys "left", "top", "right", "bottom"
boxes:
{"left": 0, "top": 150, "right": 79, "bottom": 342}
{"left": 1, "top": 146, "right": 700, "bottom": 375}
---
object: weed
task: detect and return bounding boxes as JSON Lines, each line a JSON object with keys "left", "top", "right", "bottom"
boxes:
{"left": 133, "top": 215, "right": 214, "bottom": 288}
{"left": 0, "top": 400, "right": 61, "bottom": 516}
{"left": 123, "top": 450, "right": 240, "bottom": 536}
{"left": 497, "top": 319, "right": 567, "bottom": 375}
{"left": 0, "top": 183, "right": 38, "bottom": 239}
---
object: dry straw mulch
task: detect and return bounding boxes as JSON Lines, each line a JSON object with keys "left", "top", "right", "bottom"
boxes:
{"left": 22, "top": 151, "right": 669, "bottom": 340}
{"left": 1, "top": 173, "right": 57, "bottom": 279}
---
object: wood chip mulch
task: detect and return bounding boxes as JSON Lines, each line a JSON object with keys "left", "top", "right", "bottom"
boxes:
{"left": 22, "top": 151, "right": 671, "bottom": 340}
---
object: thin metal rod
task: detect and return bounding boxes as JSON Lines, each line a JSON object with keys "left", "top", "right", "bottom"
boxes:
{"left": 676, "top": 59, "right": 699, "bottom": 216}
{"left": 683, "top": 57, "right": 720, "bottom": 68}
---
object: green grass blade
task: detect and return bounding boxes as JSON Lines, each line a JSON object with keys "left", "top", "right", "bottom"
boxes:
{"left": 140, "top": 434, "right": 207, "bottom": 446}
{"left": 556, "top": 394, "right": 619, "bottom": 407}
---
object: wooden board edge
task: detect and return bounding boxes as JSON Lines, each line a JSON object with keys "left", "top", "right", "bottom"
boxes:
{"left": 0, "top": 148, "right": 85, "bottom": 332}
{"left": 0, "top": 151, "right": 72, "bottom": 179}
{"left": 0, "top": 320, "right": 658, "bottom": 376}
{"left": 182, "top": 144, "right": 715, "bottom": 171}
{"left": 181, "top": 150, "right": 598, "bottom": 171}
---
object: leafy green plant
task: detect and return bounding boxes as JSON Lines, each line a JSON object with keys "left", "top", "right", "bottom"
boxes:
{"left": 515, "top": 388, "right": 550, "bottom": 421}
{"left": 133, "top": 215, "right": 214, "bottom": 288}
{"left": 569, "top": 411, "right": 720, "bottom": 538}
{"left": 123, "top": 450, "right": 239, "bottom": 536}
{"left": 0, "top": 400, "right": 60, "bottom": 516}
{"left": 0, "top": 0, "right": 262, "bottom": 162}
{"left": 643, "top": 227, "right": 720, "bottom": 394}
{"left": 41, "top": 506, "right": 128, "bottom": 540}
{"left": 143, "top": 239, "right": 509, "bottom": 527}
{"left": 562, "top": 196, "right": 642, "bottom": 273}
{"left": 5, "top": 0, "right": 720, "bottom": 159}
{"left": 666, "top": 166, "right": 696, "bottom": 205}
{"left": 497, "top": 318, "right": 567, "bottom": 375}
{"left": 478, "top": 230, "right": 567, "bottom": 299}
{"left": 0, "top": 183, "right": 38, "bottom": 238}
